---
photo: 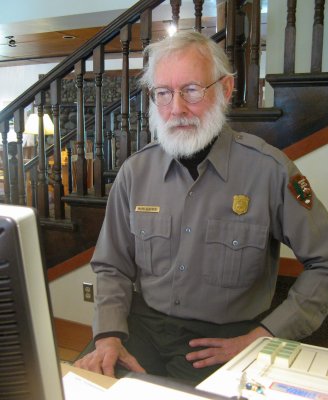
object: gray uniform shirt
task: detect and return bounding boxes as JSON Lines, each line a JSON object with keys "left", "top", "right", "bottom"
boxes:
{"left": 91, "top": 125, "right": 328, "bottom": 340}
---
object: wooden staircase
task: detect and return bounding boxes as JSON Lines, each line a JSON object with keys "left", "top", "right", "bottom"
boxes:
{"left": 0, "top": 0, "right": 327, "bottom": 268}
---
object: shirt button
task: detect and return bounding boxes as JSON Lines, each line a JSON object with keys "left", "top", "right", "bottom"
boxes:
{"left": 140, "top": 229, "right": 145, "bottom": 236}
{"left": 232, "top": 240, "right": 239, "bottom": 247}
{"left": 188, "top": 191, "right": 193, "bottom": 197}
{"left": 185, "top": 227, "right": 191, "bottom": 233}
{"left": 174, "top": 299, "right": 180, "bottom": 305}
{"left": 179, "top": 265, "right": 186, "bottom": 271}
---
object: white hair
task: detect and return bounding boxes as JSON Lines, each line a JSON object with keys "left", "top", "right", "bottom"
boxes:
{"left": 140, "top": 31, "right": 233, "bottom": 89}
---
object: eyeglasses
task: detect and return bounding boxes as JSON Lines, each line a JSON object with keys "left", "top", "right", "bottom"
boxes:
{"left": 149, "top": 77, "right": 225, "bottom": 107}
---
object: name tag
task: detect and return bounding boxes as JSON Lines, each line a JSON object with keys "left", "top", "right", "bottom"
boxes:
{"left": 135, "top": 205, "right": 160, "bottom": 213}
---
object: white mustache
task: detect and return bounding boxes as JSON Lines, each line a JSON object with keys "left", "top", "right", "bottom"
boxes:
{"left": 165, "top": 117, "right": 200, "bottom": 129}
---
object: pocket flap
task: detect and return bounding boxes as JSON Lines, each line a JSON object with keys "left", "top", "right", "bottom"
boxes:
{"left": 206, "top": 219, "right": 268, "bottom": 250}
{"left": 130, "top": 213, "right": 171, "bottom": 240}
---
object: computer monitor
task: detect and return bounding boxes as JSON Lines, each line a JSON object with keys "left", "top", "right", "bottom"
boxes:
{"left": 0, "top": 204, "right": 64, "bottom": 400}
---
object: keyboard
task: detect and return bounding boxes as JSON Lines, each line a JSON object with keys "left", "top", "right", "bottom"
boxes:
{"left": 197, "top": 337, "right": 328, "bottom": 400}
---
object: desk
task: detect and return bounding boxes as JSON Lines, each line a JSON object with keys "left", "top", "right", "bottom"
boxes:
{"left": 61, "top": 362, "right": 117, "bottom": 389}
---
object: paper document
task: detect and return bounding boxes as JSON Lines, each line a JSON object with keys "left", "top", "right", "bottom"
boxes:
{"left": 63, "top": 372, "right": 107, "bottom": 400}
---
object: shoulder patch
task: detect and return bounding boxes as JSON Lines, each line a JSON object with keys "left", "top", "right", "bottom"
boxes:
{"left": 288, "top": 174, "right": 313, "bottom": 209}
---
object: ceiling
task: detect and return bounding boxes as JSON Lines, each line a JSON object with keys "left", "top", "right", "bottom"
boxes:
{"left": 0, "top": 18, "right": 217, "bottom": 67}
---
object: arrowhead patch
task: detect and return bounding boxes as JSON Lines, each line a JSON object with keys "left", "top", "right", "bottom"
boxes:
{"left": 288, "top": 174, "right": 313, "bottom": 209}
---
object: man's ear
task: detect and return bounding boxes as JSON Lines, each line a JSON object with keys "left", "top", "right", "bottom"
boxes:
{"left": 221, "top": 75, "right": 235, "bottom": 102}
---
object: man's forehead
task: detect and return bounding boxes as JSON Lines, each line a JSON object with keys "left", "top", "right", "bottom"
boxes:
{"left": 153, "top": 47, "right": 213, "bottom": 85}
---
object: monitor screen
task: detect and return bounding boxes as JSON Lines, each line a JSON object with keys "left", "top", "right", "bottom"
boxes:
{"left": 0, "top": 205, "right": 64, "bottom": 400}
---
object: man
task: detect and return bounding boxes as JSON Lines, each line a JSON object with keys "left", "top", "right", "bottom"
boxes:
{"left": 75, "top": 32, "right": 328, "bottom": 385}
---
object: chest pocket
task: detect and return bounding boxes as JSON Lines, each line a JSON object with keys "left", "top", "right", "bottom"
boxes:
{"left": 205, "top": 219, "right": 269, "bottom": 288}
{"left": 130, "top": 213, "right": 172, "bottom": 276}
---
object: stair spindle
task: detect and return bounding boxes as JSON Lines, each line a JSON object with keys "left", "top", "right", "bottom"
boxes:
{"left": 139, "top": 9, "right": 152, "bottom": 148}
{"left": 51, "top": 79, "right": 65, "bottom": 219}
{"left": 75, "top": 60, "right": 88, "bottom": 195}
{"left": 284, "top": 0, "right": 297, "bottom": 74}
{"left": 104, "top": 113, "right": 113, "bottom": 171}
{"left": 66, "top": 146, "right": 73, "bottom": 194}
{"left": 93, "top": 45, "right": 105, "bottom": 197}
{"left": 13, "top": 108, "right": 26, "bottom": 206}
{"left": 35, "top": 93, "right": 49, "bottom": 217}
{"left": 170, "top": 0, "right": 181, "bottom": 30}
{"left": 0, "top": 120, "right": 11, "bottom": 204}
{"left": 226, "top": 0, "right": 236, "bottom": 73}
{"left": 119, "top": 24, "right": 132, "bottom": 167}
{"left": 246, "top": 0, "right": 261, "bottom": 108}
{"left": 233, "top": 0, "right": 247, "bottom": 107}
{"left": 193, "top": 0, "right": 204, "bottom": 33}
{"left": 311, "top": 0, "right": 325, "bottom": 73}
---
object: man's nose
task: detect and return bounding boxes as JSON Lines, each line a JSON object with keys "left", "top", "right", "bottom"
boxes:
{"left": 170, "top": 92, "right": 189, "bottom": 115}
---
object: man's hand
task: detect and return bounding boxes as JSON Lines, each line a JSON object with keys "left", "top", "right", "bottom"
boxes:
{"left": 186, "top": 326, "right": 272, "bottom": 368}
{"left": 74, "top": 336, "right": 146, "bottom": 377}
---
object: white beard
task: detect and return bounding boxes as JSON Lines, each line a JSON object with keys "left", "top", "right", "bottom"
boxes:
{"left": 149, "top": 93, "right": 227, "bottom": 158}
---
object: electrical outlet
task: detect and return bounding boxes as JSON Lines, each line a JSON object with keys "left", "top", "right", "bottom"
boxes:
{"left": 83, "top": 282, "right": 94, "bottom": 302}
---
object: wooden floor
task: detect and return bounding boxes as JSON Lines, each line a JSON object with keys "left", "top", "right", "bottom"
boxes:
{"left": 54, "top": 318, "right": 93, "bottom": 363}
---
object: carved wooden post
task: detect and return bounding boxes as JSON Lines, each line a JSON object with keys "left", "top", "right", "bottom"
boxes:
{"left": 93, "top": 45, "right": 105, "bottom": 197}
{"left": 112, "top": 111, "right": 120, "bottom": 169}
{"left": 170, "top": 0, "right": 181, "bottom": 30}
{"left": 104, "top": 113, "right": 113, "bottom": 171}
{"left": 246, "top": 0, "right": 261, "bottom": 108}
{"left": 234, "top": 0, "right": 247, "bottom": 107}
{"left": 8, "top": 141, "right": 19, "bottom": 205}
{"left": 193, "top": 0, "right": 204, "bottom": 32}
{"left": 284, "top": 0, "right": 297, "bottom": 74}
{"left": 136, "top": 93, "right": 142, "bottom": 151}
{"left": 0, "top": 120, "right": 10, "bottom": 204}
{"left": 51, "top": 79, "right": 65, "bottom": 219}
{"left": 140, "top": 9, "right": 152, "bottom": 149}
{"left": 119, "top": 24, "right": 132, "bottom": 166}
{"left": 35, "top": 92, "right": 49, "bottom": 217}
{"left": 75, "top": 60, "right": 88, "bottom": 195}
{"left": 13, "top": 108, "right": 25, "bottom": 205}
{"left": 311, "top": 0, "right": 325, "bottom": 72}
{"left": 66, "top": 146, "right": 73, "bottom": 194}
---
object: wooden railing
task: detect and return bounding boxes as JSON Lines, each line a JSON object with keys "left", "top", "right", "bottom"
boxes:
{"left": 0, "top": 0, "right": 326, "bottom": 225}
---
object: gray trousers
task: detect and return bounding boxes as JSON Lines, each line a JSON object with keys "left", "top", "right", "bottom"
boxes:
{"left": 118, "top": 292, "right": 260, "bottom": 386}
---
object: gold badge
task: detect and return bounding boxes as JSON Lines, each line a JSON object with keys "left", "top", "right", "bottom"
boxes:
{"left": 232, "top": 195, "right": 250, "bottom": 215}
{"left": 135, "top": 205, "right": 160, "bottom": 213}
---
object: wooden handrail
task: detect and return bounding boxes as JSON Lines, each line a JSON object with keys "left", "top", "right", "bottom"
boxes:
{"left": 0, "top": 0, "right": 165, "bottom": 124}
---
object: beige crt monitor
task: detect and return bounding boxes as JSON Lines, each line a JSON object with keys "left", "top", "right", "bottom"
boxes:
{"left": 0, "top": 205, "right": 64, "bottom": 400}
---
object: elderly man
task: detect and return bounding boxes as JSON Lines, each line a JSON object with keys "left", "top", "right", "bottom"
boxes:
{"left": 76, "top": 32, "right": 328, "bottom": 385}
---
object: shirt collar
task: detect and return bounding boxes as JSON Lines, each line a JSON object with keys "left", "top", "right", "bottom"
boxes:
{"left": 206, "top": 124, "right": 232, "bottom": 182}
{"left": 161, "top": 123, "right": 233, "bottom": 182}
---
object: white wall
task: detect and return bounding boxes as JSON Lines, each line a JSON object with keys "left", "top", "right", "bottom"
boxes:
{"left": 0, "top": 0, "right": 139, "bottom": 23}
{"left": 49, "top": 263, "right": 96, "bottom": 326}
